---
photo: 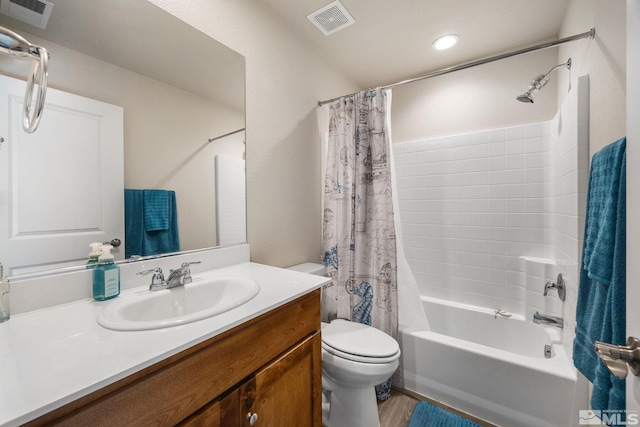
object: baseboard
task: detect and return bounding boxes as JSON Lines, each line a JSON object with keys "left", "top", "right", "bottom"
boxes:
{"left": 391, "top": 386, "right": 496, "bottom": 427}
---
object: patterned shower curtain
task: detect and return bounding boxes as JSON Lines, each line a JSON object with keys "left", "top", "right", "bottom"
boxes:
{"left": 322, "top": 89, "right": 398, "bottom": 401}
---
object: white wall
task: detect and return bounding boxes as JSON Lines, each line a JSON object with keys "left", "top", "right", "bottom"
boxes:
{"left": 391, "top": 48, "right": 561, "bottom": 143}
{"left": 390, "top": 0, "right": 627, "bottom": 154}
{"left": 149, "top": 0, "right": 358, "bottom": 267}
{"left": 558, "top": 0, "right": 626, "bottom": 155}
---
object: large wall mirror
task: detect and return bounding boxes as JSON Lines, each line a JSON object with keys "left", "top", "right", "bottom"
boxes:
{"left": 0, "top": 0, "right": 246, "bottom": 277}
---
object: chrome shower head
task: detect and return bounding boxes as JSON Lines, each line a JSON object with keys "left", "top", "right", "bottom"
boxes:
{"left": 517, "top": 58, "right": 571, "bottom": 104}
{"left": 516, "top": 92, "right": 534, "bottom": 103}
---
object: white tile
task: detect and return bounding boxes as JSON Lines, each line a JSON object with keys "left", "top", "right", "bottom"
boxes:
{"left": 393, "top": 118, "right": 584, "bottom": 312}
{"left": 524, "top": 137, "right": 544, "bottom": 153}
{"left": 524, "top": 123, "right": 544, "bottom": 138}
{"left": 505, "top": 140, "right": 524, "bottom": 155}
{"left": 487, "top": 128, "right": 506, "bottom": 142}
{"left": 505, "top": 126, "right": 524, "bottom": 141}
{"left": 487, "top": 142, "right": 505, "bottom": 157}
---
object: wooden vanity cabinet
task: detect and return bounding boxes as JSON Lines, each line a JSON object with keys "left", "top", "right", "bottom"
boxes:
{"left": 179, "top": 389, "right": 240, "bottom": 427}
{"left": 180, "top": 332, "right": 321, "bottom": 427}
{"left": 26, "top": 289, "right": 321, "bottom": 427}
{"left": 239, "top": 332, "right": 321, "bottom": 426}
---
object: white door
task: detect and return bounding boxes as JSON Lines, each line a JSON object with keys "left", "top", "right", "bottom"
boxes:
{"left": 0, "top": 75, "right": 124, "bottom": 275}
{"left": 627, "top": 0, "right": 640, "bottom": 415}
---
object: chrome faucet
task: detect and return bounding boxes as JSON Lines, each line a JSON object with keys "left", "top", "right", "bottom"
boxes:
{"left": 137, "top": 267, "right": 166, "bottom": 291}
{"left": 138, "top": 261, "right": 201, "bottom": 291}
{"left": 533, "top": 311, "right": 564, "bottom": 328}
{"left": 166, "top": 261, "right": 201, "bottom": 287}
{"left": 543, "top": 273, "right": 566, "bottom": 301}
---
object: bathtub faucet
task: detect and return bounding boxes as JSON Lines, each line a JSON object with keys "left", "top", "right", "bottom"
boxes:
{"left": 543, "top": 273, "right": 566, "bottom": 301}
{"left": 533, "top": 311, "right": 564, "bottom": 329}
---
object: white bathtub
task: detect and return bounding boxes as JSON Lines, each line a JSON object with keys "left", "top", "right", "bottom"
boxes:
{"left": 401, "top": 297, "right": 578, "bottom": 427}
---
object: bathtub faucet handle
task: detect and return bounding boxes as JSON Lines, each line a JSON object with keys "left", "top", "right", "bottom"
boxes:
{"left": 543, "top": 273, "right": 566, "bottom": 301}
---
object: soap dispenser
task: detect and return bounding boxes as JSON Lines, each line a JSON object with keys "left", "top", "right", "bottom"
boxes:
{"left": 93, "top": 244, "right": 120, "bottom": 301}
{"left": 86, "top": 242, "right": 102, "bottom": 269}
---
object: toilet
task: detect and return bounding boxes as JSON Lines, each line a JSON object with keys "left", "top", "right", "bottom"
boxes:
{"left": 287, "top": 263, "right": 401, "bottom": 427}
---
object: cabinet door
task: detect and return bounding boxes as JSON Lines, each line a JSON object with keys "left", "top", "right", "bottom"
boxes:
{"left": 179, "top": 389, "right": 239, "bottom": 427}
{"left": 239, "top": 332, "right": 322, "bottom": 427}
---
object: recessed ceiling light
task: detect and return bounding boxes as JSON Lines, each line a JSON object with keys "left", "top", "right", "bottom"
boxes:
{"left": 432, "top": 34, "right": 459, "bottom": 51}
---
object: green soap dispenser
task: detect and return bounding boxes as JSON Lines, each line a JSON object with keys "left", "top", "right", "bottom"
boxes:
{"left": 86, "top": 242, "right": 102, "bottom": 269}
{"left": 93, "top": 244, "right": 120, "bottom": 301}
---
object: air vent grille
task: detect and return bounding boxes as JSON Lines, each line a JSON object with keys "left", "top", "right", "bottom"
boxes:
{"left": 307, "top": 1, "right": 355, "bottom": 36}
{"left": 11, "top": 0, "right": 46, "bottom": 14}
{"left": 0, "top": 0, "right": 54, "bottom": 29}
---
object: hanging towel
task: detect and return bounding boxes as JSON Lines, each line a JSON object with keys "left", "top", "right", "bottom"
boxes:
{"left": 124, "top": 189, "right": 145, "bottom": 259}
{"left": 573, "top": 137, "right": 626, "bottom": 417}
{"left": 143, "top": 189, "right": 180, "bottom": 256}
{"left": 124, "top": 189, "right": 180, "bottom": 258}
{"left": 143, "top": 189, "right": 170, "bottom": 231}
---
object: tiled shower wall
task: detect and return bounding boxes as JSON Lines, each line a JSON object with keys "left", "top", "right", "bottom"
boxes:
{"left": 547, "top": 75, "right": 589, "bottom": 357}
{"left": 393, "top": 124, "right": 550, "bottom": 316}
{"left": 393, "top": 76, "right": 588, "bottom": 327}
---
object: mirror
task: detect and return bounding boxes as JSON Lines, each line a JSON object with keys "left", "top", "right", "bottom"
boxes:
{"left": 0, "top": 0, "right": 245, "bottom": 277}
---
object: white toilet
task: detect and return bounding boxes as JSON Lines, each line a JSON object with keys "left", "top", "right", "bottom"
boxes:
{"left": 287, "top": 263, "right": 401, "bottom": 427}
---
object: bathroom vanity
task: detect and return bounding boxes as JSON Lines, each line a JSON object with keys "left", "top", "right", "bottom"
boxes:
{"left": 26, "top": 290, "right": 321, "bottom": 426}
{"left": 0, "top": 251, "right": 328, "bottom": 427}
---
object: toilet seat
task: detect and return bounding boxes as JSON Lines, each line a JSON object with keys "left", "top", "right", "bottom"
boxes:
{"left": 321, "top": 319, "right": 400, "bottom": 364}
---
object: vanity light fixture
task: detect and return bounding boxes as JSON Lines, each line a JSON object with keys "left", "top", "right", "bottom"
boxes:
{"left": 432, "top": 34, "right": 459, "bottom": 51}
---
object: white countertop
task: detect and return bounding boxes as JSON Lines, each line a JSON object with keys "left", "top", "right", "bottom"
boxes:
{"left": 0, "top": 262, "right": 329, "bottom": 427}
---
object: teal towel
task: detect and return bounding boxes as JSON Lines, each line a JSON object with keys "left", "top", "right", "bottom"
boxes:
{"left": 124, "top": 189, "right": 144, "bottom": 259}
{"left": 573, "top": 137, "right": 626, "bottom": 418}
{"left": 143, "top": 189, "right": 170, "bottom": 231}
{"left": 408, "top": 401, "right": 481, "bottom": 427}
{"left": 125, "top": 189, "right": 180, "bottom": 258}
{"left": 143, "top": 189, "right": 180, "bottom": 256}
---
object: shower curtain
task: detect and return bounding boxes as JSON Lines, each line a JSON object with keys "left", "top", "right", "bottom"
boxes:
{"left": 322, "top": 89, "right": 397, "bottom": 401}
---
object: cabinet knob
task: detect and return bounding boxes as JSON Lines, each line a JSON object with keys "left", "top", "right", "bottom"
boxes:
{"left": 246, "top": 412, "right": 258, "bottom": 425}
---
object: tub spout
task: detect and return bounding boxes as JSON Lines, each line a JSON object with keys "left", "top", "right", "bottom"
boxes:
{"left": 533, "top": 311, "right": 564, "bottom": 329}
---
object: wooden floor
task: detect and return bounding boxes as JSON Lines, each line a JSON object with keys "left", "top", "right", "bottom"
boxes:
{"left": 377, "top": 389, "right": 419, "bottom": 427}
{"left": 377, "top": 388, "right": 496, "bottom": 427}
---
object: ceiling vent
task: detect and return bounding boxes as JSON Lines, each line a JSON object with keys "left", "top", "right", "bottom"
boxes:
{"left": 307, "top": 1, "right": 355, "bottom": 36}
{"left": 1, "top": 0, "right": 54, "bottom": 30}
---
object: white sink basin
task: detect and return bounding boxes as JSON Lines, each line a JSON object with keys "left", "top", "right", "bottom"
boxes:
{"left": 97, "top": 276, "right": 260, "bottom": 331}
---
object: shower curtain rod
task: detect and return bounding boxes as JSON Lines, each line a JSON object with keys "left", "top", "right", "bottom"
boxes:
{"left": 208, "top": 127, "right": 245, "bottom": 143}
{"left": 317, "top": 28, "right": 595, "bottom": 106}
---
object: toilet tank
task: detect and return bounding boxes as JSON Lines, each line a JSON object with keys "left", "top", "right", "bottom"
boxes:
{"left": 288, "top": 262, "right": 332, "bottom": 322}
{"left": 287, "top": 262, "right": 326, "bottom": 276}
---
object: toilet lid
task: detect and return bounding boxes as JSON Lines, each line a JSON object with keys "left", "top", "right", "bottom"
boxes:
{"left": 321, "top": 319, "right": 400, "bottom": 360}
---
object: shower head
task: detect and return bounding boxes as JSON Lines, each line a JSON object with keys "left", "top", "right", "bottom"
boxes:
{"left": 517, "top": 58, "right": 571, "bottom": 103}
{"left": 516, "top": 92, "right": 534, "bottom": 103}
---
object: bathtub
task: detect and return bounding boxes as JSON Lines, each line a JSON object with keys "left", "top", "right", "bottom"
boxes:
{"left": 401, "top": 297, "right": 578, "bottom": 427}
